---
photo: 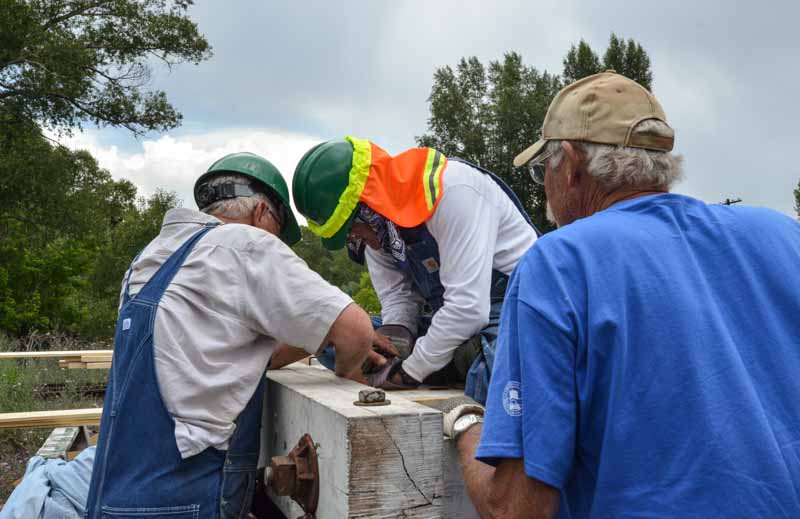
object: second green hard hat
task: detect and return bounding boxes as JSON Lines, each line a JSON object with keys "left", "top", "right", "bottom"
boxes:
{"left": 194, "top": 152, "right": 302, "bottom": 246}
{"left": 292, "top": 140, "right": 357, "bottom": 250}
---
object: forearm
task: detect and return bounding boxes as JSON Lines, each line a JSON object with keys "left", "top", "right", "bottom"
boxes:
{"left": 457, "top": 425, "right": 497, "bottom": 518}
{"left": 457, "top": 424, "right": 560, "bottom": 519}
{"left": 327, "top": 303, "right": 374, "bottom": 383}
{"left": 268, "top": 344, "right": 310, "bottom": 370}
{"left": 403, "top": 304, "right": 486, "bottom": 381}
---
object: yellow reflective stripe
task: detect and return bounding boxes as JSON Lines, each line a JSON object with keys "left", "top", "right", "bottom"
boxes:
{"left": 431, "top": 152, "right": 445, "bottom": 208}
{"left": 422, "top": 148, "right": 444, "bottom": 210}
{"left": 306, "top": 136, "right": 372, "bottom": 238}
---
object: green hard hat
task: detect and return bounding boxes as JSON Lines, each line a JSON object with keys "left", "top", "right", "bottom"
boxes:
{"left": 194, "top": 152, "right": 302, "bottom": 246}
{"left": 292, "top": 140, "right": 356, "bottom": 250}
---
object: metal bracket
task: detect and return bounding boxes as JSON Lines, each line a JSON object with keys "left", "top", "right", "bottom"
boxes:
{"left": 265, "top": 433, "right": 319, "bottom": 519}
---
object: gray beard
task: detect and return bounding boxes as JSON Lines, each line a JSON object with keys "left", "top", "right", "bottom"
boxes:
{"left": 546, "top": 202, "right": 559, "bottom": 227}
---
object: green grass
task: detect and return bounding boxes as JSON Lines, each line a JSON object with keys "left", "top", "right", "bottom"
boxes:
{"left": 0, "top": 333, "right": 109, "bottom": 504}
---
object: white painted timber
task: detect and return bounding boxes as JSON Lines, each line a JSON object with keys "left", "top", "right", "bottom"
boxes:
{"left": 261, "top": 363, "right": 478, "bottom": 519}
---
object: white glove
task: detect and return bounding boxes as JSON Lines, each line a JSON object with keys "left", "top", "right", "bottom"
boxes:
{"left": 432, "top": 396, "right": 485, "bottom": 439}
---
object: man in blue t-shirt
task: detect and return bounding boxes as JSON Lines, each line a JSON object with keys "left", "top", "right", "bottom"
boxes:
{"left": 435, "top": 72, "right": 800, "bottom": 518}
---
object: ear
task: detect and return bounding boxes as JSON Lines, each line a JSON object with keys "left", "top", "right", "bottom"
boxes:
{"left": 252, "top": 199, "right": 267, "bottom": 225}
{"left": 561, "top": 141, "right": 583, "bottom": 188}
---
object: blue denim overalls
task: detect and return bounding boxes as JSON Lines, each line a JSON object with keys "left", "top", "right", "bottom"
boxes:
{"left": 85, "top": 223, "right": 264, "bottom": 519}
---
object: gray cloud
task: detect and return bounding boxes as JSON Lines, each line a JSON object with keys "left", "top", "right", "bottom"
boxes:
{"left": 115, "top": 0, "right": 799, "bottom": 216}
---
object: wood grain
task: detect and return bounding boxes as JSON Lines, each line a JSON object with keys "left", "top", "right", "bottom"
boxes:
{"left": 0, "top": 408, "right": 102, "bottom": 429}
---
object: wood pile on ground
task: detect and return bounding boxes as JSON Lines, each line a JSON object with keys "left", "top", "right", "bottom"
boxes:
{"left": 0, "top": 350, "right": 112, "bottom": 369}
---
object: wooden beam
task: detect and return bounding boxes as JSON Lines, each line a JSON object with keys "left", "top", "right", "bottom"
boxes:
{"left": 261, "top": 363, "right": 478, "bottom": 518}
{"left": 0, "top": 350, "right": 112, "bottom": 360}
{"left": 80, "top": 354, "right": 113, "bottom": 363}
{"left": 85, "top": 362, "right": 112, "bottom": 369}
{"left": 0, "top": 408, "right": 102, "bottom": 429}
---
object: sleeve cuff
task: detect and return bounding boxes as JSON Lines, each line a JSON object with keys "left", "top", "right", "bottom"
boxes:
{"left": 301, "top": 294, "right": 353, "bottom": 355}
{"left": 475, "top": 443, "right": 566, "bottom": 490}
{"left": 401, "top": 351, "right": 433, "bottom": 382}
{"left": 474, "top": 442, "right": 523, "bottom": 467}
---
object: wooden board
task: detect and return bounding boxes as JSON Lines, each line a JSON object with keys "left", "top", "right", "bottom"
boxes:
{"left": 0, "top": 349, "right": 111, "bottom": 360}
{"left": 261, "top": 363, "right": 478, "bottom": 519}
{"left": 0, "top": 408, "right": 102, "bottom": 429}
{"left": 85, "top": 362, "right": 112, "bottom": 369}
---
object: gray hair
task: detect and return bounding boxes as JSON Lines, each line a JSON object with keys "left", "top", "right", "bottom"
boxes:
{"left": 200, "top": 174, "right": 276, "bottom": 220}
{"left": 545, "top": 119, "right": 684, "bottom": 190}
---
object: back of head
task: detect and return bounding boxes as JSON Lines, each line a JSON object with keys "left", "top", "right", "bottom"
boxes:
{"left": 194, "top": 152, "right": 301, "bottom": 245}
{"left": 515, "top": 71, "right": 684, "bottom": 192}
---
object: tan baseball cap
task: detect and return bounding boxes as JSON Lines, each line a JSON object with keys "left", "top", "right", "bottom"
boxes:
{"left": 513, "top": 71, "right": 674, "bottom": 167}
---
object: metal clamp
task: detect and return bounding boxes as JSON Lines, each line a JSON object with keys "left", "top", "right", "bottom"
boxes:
{"left": 265, "top": 433, "right": 319, "bottom": 519}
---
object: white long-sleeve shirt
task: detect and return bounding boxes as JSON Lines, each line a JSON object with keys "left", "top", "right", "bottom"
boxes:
{"left": 366, "top": 160, "right": 537, "bottom": 382}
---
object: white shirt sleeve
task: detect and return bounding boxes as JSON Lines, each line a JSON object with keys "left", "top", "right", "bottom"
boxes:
{"left": 240, "top": 234, "right": 353, "bottom": 354}
{"left": 401, "top": 184, "right": 499, "bottom": 382}
{"left": 365, "top": 246, "right": 421, "bottom": 335}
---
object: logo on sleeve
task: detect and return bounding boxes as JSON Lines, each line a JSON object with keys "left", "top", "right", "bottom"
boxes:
{"left": 503, "top": 381, "right": 522, "bottom": 417}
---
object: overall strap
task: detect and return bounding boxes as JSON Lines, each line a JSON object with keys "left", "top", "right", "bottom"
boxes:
{"left": 134, "top": 223, "right": 219, "bottom": 304}
{"left": 449, "top": 157, "right": 541, "bottom": 236}
{"left": 121, "top": 251, "right": 143, "bottom": 306}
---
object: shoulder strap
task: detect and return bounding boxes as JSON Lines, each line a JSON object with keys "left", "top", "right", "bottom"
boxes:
{"left": 133, "top": 223, "right": 219, "bottom": 304}
{"left": 121, "top": 250, "right": 143, "bottom": 306}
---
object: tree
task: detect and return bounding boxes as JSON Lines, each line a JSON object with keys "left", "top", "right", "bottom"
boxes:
{"left": 602, "top": 33, "right": 653, "bottom": 90}
{"left": 794, "top": 179, "right": 800, "bottom": 218}
{"left": 0, "top": 1, "right": 210, "bottom": 337}
{"left": 352, "top": 272, "right": 381, "bottom": 315}
{"left": 0, "top": 0, "right": 211, "bottom": 135}
{"left": 0, "top": 125, "right": 177, "bottom": 335}
{"left": 418, "top": 35, "right": 655, "bottom": 232}
{"left": 418, "top": 52, "right": 560, "bottom": 232}
{"left": 292, "top": 227, "right": 366, "bottom": 296}
{"left": 562, "top": 40, "right": 601, "bottom": 84}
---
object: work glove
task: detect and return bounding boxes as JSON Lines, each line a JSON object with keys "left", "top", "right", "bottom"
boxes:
{"left": 430, "top": 396, "right": 485, "bottom": 439}
{"left": 367, "top": 358, "right": 420, "bottom": 390}
{"left": 362, "top": 331, "right": 402, "bottom": 374}
{"left": 374, "top": 324, "right": 415, "bottom": 359}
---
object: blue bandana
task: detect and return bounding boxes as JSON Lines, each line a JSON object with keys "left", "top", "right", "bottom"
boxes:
{"left": 347, "top": 205, "right": 407, "bottom": 267}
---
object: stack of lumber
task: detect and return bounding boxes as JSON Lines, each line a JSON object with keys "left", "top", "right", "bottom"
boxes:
{"left": 0, "top": 349, "right": 112, "bottom": 369}
{"left": 0, "top": 408, "right": 102, "bottom": 429}
{"left": 57, "top": 351, "right": 112, "bottom": 369}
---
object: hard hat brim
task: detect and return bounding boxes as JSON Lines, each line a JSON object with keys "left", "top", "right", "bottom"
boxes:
{"left": 281, "top": 213, "right": 302, "bottom": 247}
{"left": 320, "top": 211, "right": 356, "bottom": 251}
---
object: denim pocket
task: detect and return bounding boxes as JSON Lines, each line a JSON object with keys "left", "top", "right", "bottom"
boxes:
{"left": 219, "top": 468, "right": 256, "bottom": 519}
{"left": 100, "top": 504, "right": 199, "bottom": 518}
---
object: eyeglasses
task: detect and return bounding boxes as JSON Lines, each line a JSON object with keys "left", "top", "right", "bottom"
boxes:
{"left": 528, "top": 149, "right": 556, "bottom": 185}
{"left": 265, "top": 199, "right": 286, "bottom": 232}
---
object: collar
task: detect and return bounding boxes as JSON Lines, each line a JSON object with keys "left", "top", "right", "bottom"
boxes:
{"left": 161, "top": 208, "right": 222, "bottom": 228}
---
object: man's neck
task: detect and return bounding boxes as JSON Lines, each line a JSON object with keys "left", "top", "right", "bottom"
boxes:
{"left": 584, "top": 186, "right": 668, "bottom": 217}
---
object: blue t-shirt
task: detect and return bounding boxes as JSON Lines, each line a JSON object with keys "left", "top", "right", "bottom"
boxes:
{"left": 476, "top": 194, "right": 800, "bottom": 518}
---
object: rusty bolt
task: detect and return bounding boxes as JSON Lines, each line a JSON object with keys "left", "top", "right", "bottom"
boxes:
{"left": 268, "top": 455, "right": 297, "bottom": 496}
{"left": 358, "top": 388, "right": 386, "bottom": 404}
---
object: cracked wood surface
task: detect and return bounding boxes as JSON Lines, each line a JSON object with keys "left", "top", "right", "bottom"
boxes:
{"left": 261, "top": 363, "right": 478, "bottom": 518}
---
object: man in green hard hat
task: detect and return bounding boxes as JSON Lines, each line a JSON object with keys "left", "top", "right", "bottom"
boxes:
{"left": 84, "top": 152, "right": 391, "bottom": 519}
{"left": 293, "top": 137, "right": 539, "bottom": 404}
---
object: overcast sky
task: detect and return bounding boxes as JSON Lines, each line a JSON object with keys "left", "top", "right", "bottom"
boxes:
{"left": 64, "top": 0, "right": 800, "bottom": 218}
